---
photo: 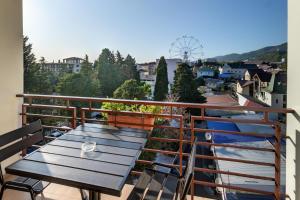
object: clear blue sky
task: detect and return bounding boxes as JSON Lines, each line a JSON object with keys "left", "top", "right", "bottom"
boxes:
{"left": 23, "top": 0, "right": 287, "bottom": 63}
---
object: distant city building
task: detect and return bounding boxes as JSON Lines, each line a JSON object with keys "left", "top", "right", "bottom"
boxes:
{"left": 197, "top": 67, "right": 215, "bottom": 78}
{"left": 42, "top": 57, "right": 84, "bottom": 74}
{"left": 63, "top": 57, "right": 85, "bottom": 73}
{"left": 137, "top": 62, "right": 157, "bottom": 97}
{"left": 219, "top": 62, "right": 258, "bottom": 79}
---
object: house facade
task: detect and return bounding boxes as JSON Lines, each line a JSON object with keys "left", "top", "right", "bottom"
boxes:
{"left": 219, "top": 63, "right": 258, "bottom": 79}
{"left": 197, "top": 67, "right": 215, "bottom": 78}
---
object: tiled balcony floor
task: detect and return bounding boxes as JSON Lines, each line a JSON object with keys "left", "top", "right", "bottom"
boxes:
{"left": 2, "top": 182, "right": 215, "bottom": 200}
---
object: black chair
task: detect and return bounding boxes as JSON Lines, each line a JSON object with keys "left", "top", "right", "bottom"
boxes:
{"left": 0, "top": 120, "right": 50, "bottom": 200}
{"left": 127, "top": 139, "right": 196, "bottom": 200}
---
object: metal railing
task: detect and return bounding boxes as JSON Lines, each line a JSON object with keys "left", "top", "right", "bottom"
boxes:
{"left": 17, "top": 94, "right": 294, "bottom": 200}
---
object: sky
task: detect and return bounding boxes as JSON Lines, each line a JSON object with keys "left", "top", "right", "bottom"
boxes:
{"left": 23, "top": 0, "right": 287, "bottom": 63}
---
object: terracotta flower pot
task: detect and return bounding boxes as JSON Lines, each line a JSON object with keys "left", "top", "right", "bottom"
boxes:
{"left": 108, "top": 115, "right": 155, "bottom": 131}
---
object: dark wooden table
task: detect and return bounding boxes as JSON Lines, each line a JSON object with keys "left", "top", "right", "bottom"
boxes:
{"left": 6, "top": 123, "right": 148, "bottom": 200}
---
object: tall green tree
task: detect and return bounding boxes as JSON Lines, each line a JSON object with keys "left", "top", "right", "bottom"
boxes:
{"left": 97, "top": 49, "right": 124, "bottom": 97}
{"left": 115, "top": 51, "right": 124, "bottom": 65}
{"left": 154, "top": 56, "right": 169, "bottom": 101}
{"left": 81, "top": 54, "right": 93, "bottom": 76}
{"left": 172, "top": 63, "right": 206, "bottom": 103}
{"left": 23, "top": 36, "right": 53, "bottom": 94}
{"left": 122, "top": 54, "right": 140, "bottom": 82}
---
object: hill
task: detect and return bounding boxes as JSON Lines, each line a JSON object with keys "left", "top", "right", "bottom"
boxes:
{"left": 213, "top": 42, "right": 287, "bottom": 62}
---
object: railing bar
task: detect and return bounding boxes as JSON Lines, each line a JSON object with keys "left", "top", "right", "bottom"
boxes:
{"left": 195, "top": 154, "right": 275, "bottom": 167}
{"left": 193, "top": 180, "right": 274, "bottom": 196}
{"left": 197, "top": 141, "right": 275, "bottom": 152}
{"left": 142, "top": 148, "right": 189, "bottom": 156}
{"left": 22, "top": 113, "right": 73, "bottom": 119}
{"left": 194, "top": 128, "right": 274, "bottom": 138}
{"left": 194, "top": 167, "right": 275, "bottom": 181}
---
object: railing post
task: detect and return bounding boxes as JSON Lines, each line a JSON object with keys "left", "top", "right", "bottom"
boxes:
{"left": 81, "top": 109, "right": 85, "bottom": 126}
{"left": 72, "top": 107, "right": 77, "bottom": 129}
{"left": 21, "top": 104, "right": 27, "bottom": 126}
{"left": 179, "top": 115, "right": 183, "bottom": 176}
{"left": 274, "top": 123, "right": 281, "bottom": 200}
{"left": 190, "top": 116, "right": 195, "bottom": 200}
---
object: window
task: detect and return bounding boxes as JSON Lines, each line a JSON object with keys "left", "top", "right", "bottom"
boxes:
{"left": 276, "top": 99, "right": 279, "bottom": 104}
{"left": 283, "top": 103, "right": 287, "bottom": 108}
{"left": 283, "top": 95, "right": 287, "bottom": 101}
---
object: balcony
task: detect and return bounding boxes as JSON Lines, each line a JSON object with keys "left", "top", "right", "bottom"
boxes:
{"left": 0, "top": 93, "right": 292, "bottom": 200}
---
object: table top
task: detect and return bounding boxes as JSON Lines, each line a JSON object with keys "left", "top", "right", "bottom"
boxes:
{"left": 6, "top": 123, "right": 148, "bottom": 196}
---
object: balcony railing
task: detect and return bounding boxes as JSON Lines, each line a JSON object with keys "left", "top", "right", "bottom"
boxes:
{"left": 16, "top": 94, "right": 294, "bottom": 200}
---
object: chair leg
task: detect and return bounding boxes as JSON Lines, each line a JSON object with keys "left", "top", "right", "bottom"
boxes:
{"left": 40, "top": 192, "right": 45, "bottom": 200}
{"left": 0, "top": 184, "right": 6, "bottom": 200}
{"left": 80, "top": 189, "right": 87, "bottom": 200}
{"left": 30, "top": 191, "right": 36, "bottom": 200}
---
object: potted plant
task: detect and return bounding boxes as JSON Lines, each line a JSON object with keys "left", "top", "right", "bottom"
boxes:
{"left": 101, "top": 102, "right": 161, "bottom": 130}
{"left": 101, "top": 79, "right": 161, "bottom": 130}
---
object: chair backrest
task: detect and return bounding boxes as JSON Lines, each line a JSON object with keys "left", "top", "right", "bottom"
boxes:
{"left": 0, "top": 120, "right": 43, "bottom": 163}
{"left": 179, "top": 139, "right": 197, "bottom": 200}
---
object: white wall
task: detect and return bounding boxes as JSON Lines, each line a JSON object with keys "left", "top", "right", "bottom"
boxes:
{"left": 0, "top": 0, "right": 23, "bottom": 169}
{"left": 286, "top": 0, "right": 300, "bottom": 199}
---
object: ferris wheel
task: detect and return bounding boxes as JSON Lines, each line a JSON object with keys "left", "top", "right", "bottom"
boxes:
{"left": 169, "top": 35, "right": 204, "bottom": 62}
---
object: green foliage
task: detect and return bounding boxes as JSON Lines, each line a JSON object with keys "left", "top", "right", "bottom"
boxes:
{"left": 97, "top": 49, "right": 140, "bottom": 97}
{"left": 154, "top": 56, "right": 169, "bottom": 101}
{"left": 56, "top": 73, "right": 99, "bottom": 97}
{"left": 113, "top": 79, "right": 150, "bottom": 100}
{"left": 101, "top": 101, "right": 161, "bottom": 114}
{"left": 56, "top": 55, "right": 99, "bottom": 97}
{"left": 172, "top": 63, "right": 206, "bottom": 103}
{"left": 195, "top": 77, "right": 205, "bottom": 87}
{"left": 122, "top": 55, "right": 140, "bottom": 82}
{"left": 23, "top": 36, "right": 54, "bottom": 94}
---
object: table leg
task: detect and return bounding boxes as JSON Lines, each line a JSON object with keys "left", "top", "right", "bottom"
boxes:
{"left": 89, "top": 190, "right": 100, "bottom": 200}
{"left": 79, "top": 189, "right": 100, "bottom": 200}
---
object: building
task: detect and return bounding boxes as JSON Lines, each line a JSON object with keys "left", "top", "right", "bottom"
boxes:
{"left": 43, "top": 57, "right": 84, "bottom": 74}
{"left": 137, "top": 62, "right": 157, "bottom": 97}
{"left": 63, "top": 57, "right": 85, "bottom": 73}
{"left": 244, "top": 68, "right": 265, "bottom": 81}
{"left": 219, "top": 62, "right": 258, "bottom": 79}
{"left": 197, "top": 67, "right": 215, "bottom": 78}
{"left": 254, "top": 71, "right": 287, "bottom": 109}
{"left": 42, "top": 61, "right": 73, "bottom": 74}
{"left": 236, "top": 80, "right": 254, "bottom": 96}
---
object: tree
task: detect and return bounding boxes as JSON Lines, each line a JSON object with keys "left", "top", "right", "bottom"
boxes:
{"left": 195, "top": 77, "right": 205, "bottom": 87}
{"left": 97, "top": 49, "right": 124, "bottom": 97}
{"left": 97, "top": 49, "right": 140, "bottom": 97}
{"left": 154, "top": 56, "right": 169, "bottom": 101}
{"left": 113, "top": 79, "right": 150, "bottom": 100}
{"left": 122, "top": 54, "right": 139, "bottom": 81}
{"left": 23, "top": 36, "right": 53, "bottom": 94}
{"left": 172, "top": 63, "right": 206, "bottom": 103}
{"left": 56, "top": 72, "right": 99, "bottom": 97}
{"left": 115, "top": 51, "right": 124, "bottom": 64}
{"left": 81, "top": 54, "right": 93, "bottom": 76}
